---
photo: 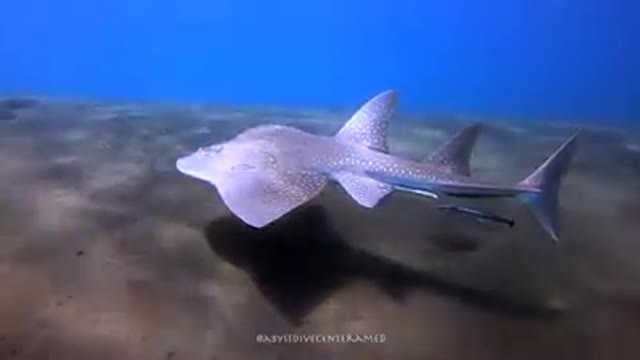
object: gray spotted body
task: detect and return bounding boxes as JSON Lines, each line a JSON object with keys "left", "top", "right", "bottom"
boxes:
{"left": 177, "top": 90, "right": 581, "bottom": 242}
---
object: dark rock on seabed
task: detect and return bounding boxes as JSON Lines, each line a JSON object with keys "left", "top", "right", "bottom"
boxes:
{"left": 0, "top": 97, "right": 39, "bottom": 111}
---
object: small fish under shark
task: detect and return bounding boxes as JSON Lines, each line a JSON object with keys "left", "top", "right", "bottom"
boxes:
{"left": 177, "top": 90, "right": 581, "bottom": 242}
{"left": 436, "top": 204, "right": 516, "bottom": 228}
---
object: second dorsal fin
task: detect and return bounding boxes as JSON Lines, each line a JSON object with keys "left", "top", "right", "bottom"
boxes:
{"left": 424, "top": 123, "right": 482, "bottom": 176}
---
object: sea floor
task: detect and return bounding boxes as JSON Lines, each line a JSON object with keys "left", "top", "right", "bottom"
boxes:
{"left": 0, "top": 97, "right": 639, "bottom": 359}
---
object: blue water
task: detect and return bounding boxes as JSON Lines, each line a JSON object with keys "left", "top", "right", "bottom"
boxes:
{"left": 1, "top": 0, "right": 638, "bottom": 122}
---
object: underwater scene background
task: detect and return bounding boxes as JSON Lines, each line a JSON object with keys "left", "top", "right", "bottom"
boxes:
{"left": 1, "top": 1, "right": 639, "bottom": 359}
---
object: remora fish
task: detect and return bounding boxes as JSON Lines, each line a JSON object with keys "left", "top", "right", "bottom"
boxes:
{"left": 436, "top": 204, "right": 515, "bottom": 228}
{"left": 177, "top": 90, "right": 580, "bottom": 242}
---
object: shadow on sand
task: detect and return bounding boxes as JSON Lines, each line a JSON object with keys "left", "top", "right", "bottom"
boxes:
{"left": 203, "top": 205, "right": 563, "bottom": 325}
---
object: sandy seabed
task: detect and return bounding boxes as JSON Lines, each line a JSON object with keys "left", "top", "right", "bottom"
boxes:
{"left": 0, "top": 97, "right": 639, "bottom": 360}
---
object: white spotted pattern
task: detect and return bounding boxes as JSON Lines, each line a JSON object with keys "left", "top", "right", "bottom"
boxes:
{"left": 332, "top": 172, "right": 392, "bottom": 207}
{"left": 215, "top": 165, "right": 327, "bottom": 228}
{"left": 424, "top": 124, "right": 482, "bottom": 176}
{"left": 178, "top": 94, "right": 557, "bottom": 232}
{"left": 335, "top": 90, "right": 397, "bottom": 152}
